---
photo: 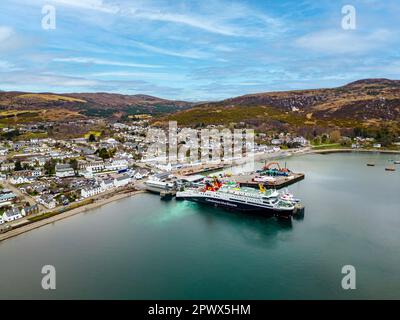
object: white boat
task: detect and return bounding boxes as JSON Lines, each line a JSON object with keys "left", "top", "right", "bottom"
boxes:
{"left": 176, "top": 183, "right": 302, "bottom": 218}
{"left": 253, "top": 176, "right": 276, "bottom": 183}
{"left": 144, "top": 179, "right": 176, "bottom": 193}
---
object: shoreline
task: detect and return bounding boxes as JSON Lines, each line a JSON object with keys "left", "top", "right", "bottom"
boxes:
{"left": 1, "top": 148, "right": 398, "bottom": 243}
{"left": 0, "top": 189, "right": 145, "bottom": 243}
{"left": 303, "top": 148, "right": 400, "bottom": 155}
{"left": 244, "top": 147, "right": 400, "bottom": 166}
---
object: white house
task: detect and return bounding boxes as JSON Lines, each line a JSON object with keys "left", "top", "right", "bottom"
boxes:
{"left": 292, "top": 136, "right": 309, "bottom": 146}
{"left": 55, "top": 164, "right": 75, "bottom": 178}
{"left": 31, "top": 169, "right": 43, "bottom": 177}
{"left": 38, "top": 195, "right": 57, "bottom": 209}
{"left": 10, "top": 176, "right": 34, "bottom": 185}
{"left": 3, "top": 207, "right": 23, "bottom": 222}
{"left": 100, "top": 178, "right": 114, "bottom": 191}
{"left": 80, "top": 161, "right": 105, "bottom": 174}
{"left": 81, "top": 185, "right": 103, "bottom": 198}
{"left": 114, "top": 175, "right": 131, "bottom": 188}
{"left": 1, "top": 162, "right": 15, "bottom": 172}
{"left": 271, "top": 139, "right": 282, "bottom": 145}
{"left": 79, "top": 169, "right": 94, "bottom": 179}
{"left": 105, "top": 159, "right": 128, "bottom": 172}
{"left": 0, "top": 192, "right": 16, "bottom": 203}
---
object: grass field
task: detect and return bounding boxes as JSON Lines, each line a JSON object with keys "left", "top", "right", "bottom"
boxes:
{"left": 0, "top": 109, "right": 84, "bottom": 124}
{"left": 84, "top": 131, "right": 102, "bottom": 139}
{"left": 16, "top": 93, "right": 86, "bottom": 103}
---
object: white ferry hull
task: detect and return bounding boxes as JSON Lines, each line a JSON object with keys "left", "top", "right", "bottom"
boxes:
{"left": 144, "top": 182, "right": 174, "bottom": 194}
{"left": 176, "top": 192, "right": 294, "bottom": 218}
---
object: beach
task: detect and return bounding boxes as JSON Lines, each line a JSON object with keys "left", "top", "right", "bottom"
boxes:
{"left": 0, "top": 189, "right": 145, "bottom": 243}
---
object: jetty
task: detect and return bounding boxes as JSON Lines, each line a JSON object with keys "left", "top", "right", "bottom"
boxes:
{"left": 230, "top": 161, "right": 305, "bottom": 190}
{"left": 160, "top": 190, "right": 176, "bottom": 200}
{"left": 234, "top": 172, "right": 305, "bottom": 189}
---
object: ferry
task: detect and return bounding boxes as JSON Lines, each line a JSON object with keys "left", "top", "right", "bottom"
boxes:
{"left": 145, "top": 179, "right": 176, "bottom": 193}
{"left": 144, "top": 173, "right": 177, "bottom": 194}
{"left": 176, "top": 179, "right": 303, "bottom": 218}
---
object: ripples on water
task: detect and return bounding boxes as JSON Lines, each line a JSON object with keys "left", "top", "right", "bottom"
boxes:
{"left": 0, "top": 152, "right": 399, "bottom": 299}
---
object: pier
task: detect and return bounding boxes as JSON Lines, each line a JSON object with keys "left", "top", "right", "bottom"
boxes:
{"left": 233, "top": 172, "right": 305, "bottom": 190}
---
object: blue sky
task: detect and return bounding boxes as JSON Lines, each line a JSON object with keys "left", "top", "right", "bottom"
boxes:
{"left": 0, "top": 0, "right": 399, "bottom": 101}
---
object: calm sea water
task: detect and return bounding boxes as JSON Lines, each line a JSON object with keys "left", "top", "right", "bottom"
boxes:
{"left": 0, "top": 152, "right": 399, "bottom": 299}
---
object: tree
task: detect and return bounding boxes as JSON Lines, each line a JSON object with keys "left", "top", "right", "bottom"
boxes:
{"left": 44, "top": 159, "right": 57, "bottom": 175}
{"left": 313, "top": 136, "right": 321, "bottom": 145}
{"left": 330, "top": 130, "right": 341, "bottom": 143}
{"left": 98, "top": 148, "right": 110, "bottom": 160}
{"left": 69, "top": 159, "right": 78, "bottom": 172}
{"left": 14, "top": 160, "right": 23, "bottom": 171}
{"left": 88, "top": 133, "right": 96, "bottom": 142}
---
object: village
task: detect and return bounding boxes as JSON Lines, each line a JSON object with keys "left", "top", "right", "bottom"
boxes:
{"left": 1, "top": 117, "right": 397, "bottom": 232}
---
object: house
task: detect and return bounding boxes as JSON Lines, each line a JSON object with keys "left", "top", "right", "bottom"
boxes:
{"left": 80, "top": 161, "right": 105, "bottom": 173}
{"left": 1, "top": 162, "right": 15, "bottom": 172}
{"left": 81, "top": 184, "right": 103, "bottom": 198}
{"left": 38, "top": 195, "right": 57, "bottom": 209}
{"left": 55, "top": 164, "right": 75, "bottom": 178}
{"left": 79, "top": 147, "right": 96, "bottom": 156}
{"left": 100, "top": 178, "right": 114, "bottom": 191}
{"left": 36, "top": 157, "right": 47, "bottom": 166}
{"left": 10, "top": 175, "right": 35, "bottom": 185}
{"left": 114, "top": 174, "right": 131, "bottom": 188}
{"left": 271, "top": 139, "right": 282, "bottom": 145}
{"left": 0, "top": 147, "right": 8, "bottom": 156}
{"left": 3, "top": 207, "right": 23, "bottom": 222}
{"left": 105, "top": 159, "right": 128, "bottom": 172}
{"left": 21, "top": 204, "right": 39, "bottom": 216}
{"left": 0, "top": 192, "right": 16, "bottom": 203}
{"left": 292, "top": 136, "right": 309, "bottom": 146}
{"left": 31, "top": 169, "right": 43, "bottom": 177}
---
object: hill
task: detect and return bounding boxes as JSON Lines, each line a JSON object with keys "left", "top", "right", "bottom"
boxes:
{"left": 162, "top": 79, "right": 400, "bottom": 135}
{"left": 0, "top": 91, "right": 193, "bottom": 123}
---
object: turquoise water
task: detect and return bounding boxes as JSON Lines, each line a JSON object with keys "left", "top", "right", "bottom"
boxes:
{"left": 0, "top": 152, "right": 399, "bottom": 299}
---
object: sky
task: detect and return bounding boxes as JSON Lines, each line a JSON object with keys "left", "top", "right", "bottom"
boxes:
{"left": 0, "top": 0, "right": 399, "bottom": 101}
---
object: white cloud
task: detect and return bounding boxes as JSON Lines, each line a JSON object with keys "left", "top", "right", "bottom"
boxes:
{"left": 295, "top": 29, "right": 394, "bottom": 54}
{"left": 0, "top": 26, "right": 13, "bottom": 43}
{"left": 90, "top": 71, "right": 185, "bottom": 81}
{"left": 130, "top": 41, "right": 210, "bottom": 60}
{"left": 49, "top": 0, "right": 119, "bottom": 14}
{"left": 130, "top": 10, "right": 238, "bottom": 36}
{"left": 46, "top": 0, "right": 283, "bottom": 37}
{"left": 53, "top": 57, "right": 161, "bottom": 68}
{"left": 0, "top": 60, "right": 21, "bottom": 71}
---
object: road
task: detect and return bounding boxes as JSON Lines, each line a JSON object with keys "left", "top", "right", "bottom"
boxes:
{"left": 3, "top": 179, "right": 46, "bottom": 211}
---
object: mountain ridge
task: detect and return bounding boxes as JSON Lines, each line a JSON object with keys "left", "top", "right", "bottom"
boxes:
{"left": 1, "top": 79, "right": 400, "bottom": 133}
{"left": 161, "top": 78, "right": 400, "bottom": 135}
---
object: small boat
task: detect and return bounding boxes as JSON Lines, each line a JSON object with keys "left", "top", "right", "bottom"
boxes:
{"left": 367, "top": 163, "right": 375, "bottom": 167}
{"left": 385, "top": 166, "right": 396, "bottom": 172}
{"left": 394, "top": 161, "right": 400, "bottom": 165}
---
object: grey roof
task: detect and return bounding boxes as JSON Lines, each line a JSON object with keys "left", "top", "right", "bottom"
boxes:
{"left": 56, "top": 164, "right": 73, "bottom": 171}
{"left": 115, "top": 175, "right": 130, "bottom": 181}
{"left": 4, "top": 207, "right": 21, "bottom": 218}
